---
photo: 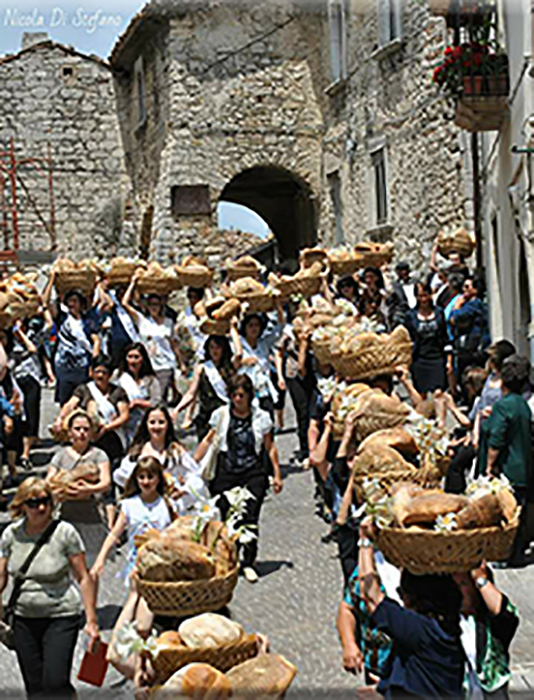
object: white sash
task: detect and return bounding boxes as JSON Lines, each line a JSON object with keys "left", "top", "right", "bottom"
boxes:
{"left": 203, "top": 361, "right": 229, "bottom": 403}
{"left": 110, "top": 290, "right": 140, "bottom": 343}
{"left": 239, "top": 336, "right": 276, "bottom": 400}
{"left": 118, "top": 372, "right": 147, "bottom": 402}
{"left": 86, "top": 381, "right": 119, "bottom": 424}
{"left": 63, "top": 314, "right": 92, "bottom": 355}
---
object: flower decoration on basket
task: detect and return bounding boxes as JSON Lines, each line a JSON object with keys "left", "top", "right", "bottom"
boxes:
{"left": 191, "top": 486, "right": 258, "bottom": 549}
{"left": 433, "top": 42, "right": 509, "bottom": 99}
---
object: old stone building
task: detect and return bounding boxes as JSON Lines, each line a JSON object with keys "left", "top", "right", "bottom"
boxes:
{"left": 0, "top": 32, "right": 132, "bottom": 259}
{"left": 110, "top": 0, "right": 471, "bottom": 270}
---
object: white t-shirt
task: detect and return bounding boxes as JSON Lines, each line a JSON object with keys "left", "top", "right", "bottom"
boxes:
{"left": 137, "top": 314, "right": 176, "bottom": 372}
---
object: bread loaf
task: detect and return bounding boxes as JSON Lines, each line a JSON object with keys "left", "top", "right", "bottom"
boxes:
{"left": 151, "top": 663, "right": 231, "bottom": 700}
{"left": 351, "top": 445, "right": 414, "bottom": 478}
{"left": 358, "top": 428, "right": 419, "bottom": 456}
{"left": 156, "top": 630, "right": 184, "bottom": 650}
{"left": 212, "top": 299, "right": 241, "bottom": 320}
{"left": 402, "top": 493, "right": 468, "bottom": 527}
{"left": 227, "top": 653, "right": 298, "bottom": 699}
{"left": 454, "top": 494, "right": 503, "bottom": 530}
{"left": 136, "top": 539, "right": 216, "bottom": 583}
{"left": 178, "top": 614, "right": 243, "bottom": 649}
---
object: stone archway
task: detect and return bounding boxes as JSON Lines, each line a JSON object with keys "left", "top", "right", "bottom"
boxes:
{"left": 219, "top": 166, "right": 318, "bottom": 264}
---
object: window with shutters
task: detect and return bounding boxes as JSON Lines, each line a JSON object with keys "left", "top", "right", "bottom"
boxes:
{"left": 134, "top": 56, "right": 147, "bottom": 128}
{"left": 328, "top": 0, "right": 348, "bottom": 83}
{"left": 378, "top": 0, "right": 402, "bottom": 47}
{"left": 328, "top": 172, "right": 345, "bottom": 244}
{"left": 371, "top": 148, "right": 388, "bottom": 226}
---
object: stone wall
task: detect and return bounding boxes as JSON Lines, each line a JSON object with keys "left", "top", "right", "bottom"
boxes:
{"left": 0, "top": 40, "right": 132, "bottom": 259}
{"left": 318, "top": 0, "right": 471, "bottom": 273}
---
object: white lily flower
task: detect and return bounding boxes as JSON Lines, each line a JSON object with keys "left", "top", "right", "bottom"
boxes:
{"left": 223, "top": 486, "right": 256, "bottom": 513}
{"left": 435, "top": 513, "right": 457, "bottom": 532}
{"left": 112, "top": 621, "right": 159, "bottom": 662}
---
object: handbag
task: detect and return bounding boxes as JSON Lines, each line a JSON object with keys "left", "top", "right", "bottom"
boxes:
{"left": 200, "top": 407, "right": 226, "bottom": 482}
{"left": 0, "top": 519, "right": 60, "bottom": 650}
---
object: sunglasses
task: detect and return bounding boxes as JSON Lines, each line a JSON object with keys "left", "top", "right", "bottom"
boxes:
{"left": 25, "top": 496, "right": 52, "bottom": 509}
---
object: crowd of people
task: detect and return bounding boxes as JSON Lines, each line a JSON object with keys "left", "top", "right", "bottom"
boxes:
{"left": 0, "top": 237, "right": 530, "bottom": 698}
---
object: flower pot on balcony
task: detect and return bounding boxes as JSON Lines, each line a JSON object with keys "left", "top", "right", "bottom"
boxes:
{"left": 462, "top": 76, "right": 484, "bottom": 96}
{"left": 455, "top": 77, "right": 509, "bottom": 131}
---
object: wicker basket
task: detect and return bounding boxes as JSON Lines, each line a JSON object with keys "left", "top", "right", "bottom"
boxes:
{"left": 332, "top": 339, "right": 412, "bottom": 381}
{"left": 133, "top": 566, "right": 239, "bottom": 617}
{"left": 300, "top": 248, "right": 328, "bottom": 269}
{"left": 199, "top": 318, "right": 231, "bottom": 336}
{"left": 226, "top": 262, "right": 262, "bottom": 282}
{"left": 0, "top": 310, "right": 12, "bottom": 328}
{"left": 149, "top": 634, "right": 259, "bottom": 684}
{"left": 55, "top": 270, "right": 97, "bottom": 296}
{"left": 107, "top": 261, "right": 139, "bottom": 287}
{"left": 328, "top": 256, "right": 364, "bottom": 276}
{"left": 275, "top": 274, "right": 322, "bottom": 299}
{"left": 311, "top": 339, "right": 333, "bottom": 366}
{"left": 175, "top": 266, "right": 214, "bottom": 288}
{"left": 376, "top": 516, "right": 520, "bottom": 574}
{"left": 437, "top": 229, "right": 475, "bottom": 259}
{"left": 136, "top": 276, "right": 174, "bottom": 296}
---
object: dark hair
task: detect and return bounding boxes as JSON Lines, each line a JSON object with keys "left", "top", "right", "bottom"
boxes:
{"left": 395, "top": 261, "right": 410, "bottom": 273}
{"left": 203, "top": 335, "right": 233, "bottom": 366}
{"left": 414, "top": 281, "right": 434, "bottom": 309}
{"left": 447, "top": 273, "right": 465, "bottom": 294}
{"left": 187, "top": 287, "right": 205, "bottom": 302}
{"left": 358, "top": 293, "right": 379, "bottom": 317}
{"left": 336, "top": 275, "right": 359, "bottom": 299}
{"left": 362, "top": 266, "right": 385, "bottom": 290}
{"left": 90, "top": 354, "right": 114, "bottom": 373}
{"left": 368, "top": 373, "right": 394, "bottom": 395}
{"left": 488, "top": 339, "right": 516, "bottom": 373}
{"left": 122, "top": 455, "right": 168, "bottom": 500}
{"left": 240, "top": 313, "right": 268, "bottom": 338}
{"left": 119, "top": 342, "right": 155, "bottom": 379}
{"left": 501, "top": 354, "right": 531, "bottom": 393}
{"left": 228, "top": 374, "right": 255, "bottom": 407}
{"left": 64, "top": 290, "right": 86, "bottom": 307}
{"left": 129, "top": 404, "right": 180, "bottom": 458}
{"left": 146, "top": 294, "right": 164, "bottom": 304}
{"left": 462, "top": 366, "right": 488, "bottom": 396}
{"left": 399, "top": 570, "right": 462, "bottom": 637}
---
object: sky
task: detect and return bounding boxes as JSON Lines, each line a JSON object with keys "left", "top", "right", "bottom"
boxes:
{"left": 0, "top": 0, "right": 270, "bottom": 237}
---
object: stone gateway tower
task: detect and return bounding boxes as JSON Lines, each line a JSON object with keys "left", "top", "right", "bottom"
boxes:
{"left": 110, "top": 0, "right": 326, "bottom": 266}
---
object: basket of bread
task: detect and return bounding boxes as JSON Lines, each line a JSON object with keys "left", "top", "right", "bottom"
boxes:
{"left": 175, "top": 256, "right": 214, "bottom": 289}
{"left": 374, "top": 477, "right": 520, "bottom": 574}
{"left": 106, "top": 257, "right": 147, "bottom": 287}
{"left": 299, "top": 247, "right": 329, "bottom": 270}
{"left": 269, "top": 261, "right": 324, "bottom": 299}
{"left": 331, "top": 384, "right": 411, "bottom": 440}
{"left": 148, "top": 654, "right": 297, "bottom": 699}
{"left": 53, "top": 258, "right": 100, "bottom": 296}
{"left": 328, "top": 247, "right": 364, "bottom": 275}
{"left": 225, "top": 256, "right": 263, "bottom": 282}
{"left": 330, "top": 326, "right": 412, "bottom": 380}
{"left": 197, "top": 297, "right": 241, "bottom": 336}
{"left": 0, "top": 272, "right": 42, "bottom": 323}
{"left": 132, "top": 518, "right": 239, "bottom": 617}
{"left": 135, "top": 262, "right": 179, "bottom": 296}
{"left": 437, "top": 227, "right": 475, "bottom": 259}
{"left": 148, "top": 614, "right": 259, "bottom": 684}
{"left": 353, "top": 241, "right": 394, "bottom": 268}
{"left": 48, "top": 462, "right": 101, "bottom": 501}
{"left": 222, "top": 277, "right": 277, "bottom": 314}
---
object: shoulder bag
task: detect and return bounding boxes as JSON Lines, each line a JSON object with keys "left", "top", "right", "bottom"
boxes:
{"left": 0, "top": 519, "right": 60, "bottom": 650}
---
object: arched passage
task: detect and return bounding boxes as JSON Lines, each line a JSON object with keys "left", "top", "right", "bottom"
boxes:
{"left": 219, "top": 166, "right": 317, "bottom": 263}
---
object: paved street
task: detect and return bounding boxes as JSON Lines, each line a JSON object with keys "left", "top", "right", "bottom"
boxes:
{"left": 0, "top": 389, "right": 534, "bottom": 697}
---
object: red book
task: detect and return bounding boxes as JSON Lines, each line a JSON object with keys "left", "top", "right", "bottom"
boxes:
{"left": 77, "top": 641, "right": 109, "bottom": 687}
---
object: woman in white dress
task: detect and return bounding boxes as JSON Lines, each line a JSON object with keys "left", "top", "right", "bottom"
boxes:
{"left": 114, "top": 404, "right": 207, "bottom": 514}
{"left": 121, "top": 273, "right": 180, "bottom": 403}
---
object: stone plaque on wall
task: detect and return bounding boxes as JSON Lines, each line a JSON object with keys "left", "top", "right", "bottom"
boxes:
{"left": 171, "top": 185, "right": 211, "bottom": 216}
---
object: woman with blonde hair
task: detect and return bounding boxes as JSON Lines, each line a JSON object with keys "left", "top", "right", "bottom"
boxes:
{"left": 0, "top": 477, "right": 99, "bottom": 697}
{"left": 46, "top": 410, "right": 111, "bottom": 565}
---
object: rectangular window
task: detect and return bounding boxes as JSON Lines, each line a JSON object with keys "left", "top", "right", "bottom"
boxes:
{"left": 378, "top": 0, "right": 402, "bottom": 46}
{"left": 171, "top": 185, "right": 211, "bottom": 217}
{"left": 328, "top": 172, "right": 344, "bottom": 244}
{"left": 372, "top": 149, "right": 388, "bottom": 225}
{"left": 328, "top": 0, "right": 348, "bottom": 82}
{"left": 134, "top": 56, "right": 147, "bottom": 127}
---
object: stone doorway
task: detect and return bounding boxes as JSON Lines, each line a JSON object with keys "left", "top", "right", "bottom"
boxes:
{"left": 219, "top": 166, "right": 317, "bottom": 266}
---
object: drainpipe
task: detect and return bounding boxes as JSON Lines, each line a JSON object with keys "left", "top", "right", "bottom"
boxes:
{"left": 471, "top": 132, "right": 483, "bottom": 269}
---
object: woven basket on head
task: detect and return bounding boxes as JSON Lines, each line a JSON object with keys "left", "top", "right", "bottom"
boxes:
{"left": 149, "top": 634, "right": 259, "bottom": 684}
{"left": 133, "top": 566, "right": 239, "bottom": 617}
{"left": 311, "top": 339, "right": 333, "bottom": 366}
{"left": 328, "top": 255, "right": 364, "bottom": 276}
{"left": 136, "top": 276, "right": 174, "bottom": 296}
{"left": 354, "top": 411, "right": 409, "bottom": 442}
{"left": 199, "top": 318, "right": 231, "bottom": 336}
{"left": 331, "top": 337, "right": 412, "bottom": 381}
{"left": 437, "top": 229, "right": 475, "bottom": 259}
{"left": 175, "top": 266, "right": 214, "bottom": 288}
{"left": 299, "top": 248, "right": 329, "bottom": 269}
{"left": 0, "top": 310, "right": 12, "bottom": 328}
{"left": 376, "top": 514, "right": 519, "bottom": 575}
{"left": 275, "top": 274, "right": 322, "bottom": 299}
{"left": 107, "top": 261, "right": 138, "bottom": 287}
{"left": 55, "top": 271, "right": 97, "bottom": 296}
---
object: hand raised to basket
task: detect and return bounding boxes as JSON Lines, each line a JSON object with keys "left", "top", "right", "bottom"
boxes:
{"left": 470, "top": 560, "right": 488, "bottom": 581}
{"left": 359, "top": 515, "right": 377, "bottom": 542}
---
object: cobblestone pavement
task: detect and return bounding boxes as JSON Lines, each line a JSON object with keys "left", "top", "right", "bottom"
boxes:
{"left": 1, "top": 389, "right": 534, "bottom": 697}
